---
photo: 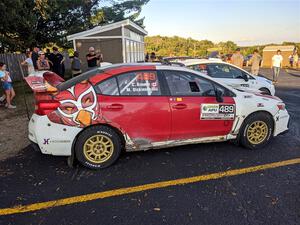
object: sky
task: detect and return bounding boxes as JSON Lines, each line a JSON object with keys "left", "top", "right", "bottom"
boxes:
{"left": 140, "top": 0, "right": 300, "bottom": 46}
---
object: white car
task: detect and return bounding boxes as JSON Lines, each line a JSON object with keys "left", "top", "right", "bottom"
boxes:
{"left": 26, "top": 64, "right": 289, "bottom": 169}
{"left": 166, "top": 58, "right": 275, "bottom": 95}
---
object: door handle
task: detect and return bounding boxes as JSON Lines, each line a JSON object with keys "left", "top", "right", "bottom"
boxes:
{"left": 172, "top": 104, "right": 187, "bottom": 109}
{"left": 106, "top": 104, "right": 124, "bottom": 110}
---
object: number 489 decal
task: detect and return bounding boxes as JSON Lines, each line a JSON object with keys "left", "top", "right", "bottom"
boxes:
{"left": 219, "top": 105, "right": 234, "bottom": 113}
{"left": 201, "top": 104, "right": 235, "bottom": 120}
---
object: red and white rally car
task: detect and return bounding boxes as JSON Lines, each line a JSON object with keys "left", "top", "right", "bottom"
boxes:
{"left": 25, "top": 64, "right": 290, "bottom": 169}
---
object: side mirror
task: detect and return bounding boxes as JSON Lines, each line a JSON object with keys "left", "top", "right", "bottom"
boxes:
{"left": 215, "top": 89, "right": 224, "bottom": 103}
{"left": 243, "top": 74, "right": 249, "bottom": 82}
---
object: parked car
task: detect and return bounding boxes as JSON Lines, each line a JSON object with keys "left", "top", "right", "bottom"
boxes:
{"left": 169, "top": 58, "right": 275, "bottom": 95}
{"left": 25, "top": 64, "right": 289, "bottom": 169}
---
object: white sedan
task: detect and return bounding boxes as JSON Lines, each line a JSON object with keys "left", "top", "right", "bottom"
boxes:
{"left": 165, "top": 58, "right": 275, "bottom": 95}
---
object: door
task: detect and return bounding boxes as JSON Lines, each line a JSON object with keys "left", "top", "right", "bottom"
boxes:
{"left": 205, "top": 63, "right": 252, "bottom": 89}
{"left": 162, "top": 70, "right": 236, "bottom": 140}
{"left": 95, "top": 70, "right": 171, "bottom": 143}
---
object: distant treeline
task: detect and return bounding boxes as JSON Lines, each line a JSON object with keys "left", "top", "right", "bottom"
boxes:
{"left": 145, "top": 35, "right": 300, "bottom": 57}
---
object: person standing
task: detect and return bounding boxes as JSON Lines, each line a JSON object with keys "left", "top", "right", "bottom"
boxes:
{"left": 231, "top": 48, "right": 244, "bottom": 68}
{"left": 0, "top": 62, "right": 16, "bottom": 109}
{"left": 271, "top": 50, "right": 283, "bottom": 83}
{"left": 31, "top": 46, "right": 39, "bottom": 70}
{"left": 71, "top": 51, "right": 82, "bottom": 77}
{"left": 21, "top": 51, "right": 35, "bottom": 75}
{"left": 293, "top": 51, "right": 299, "bottom": 69}
{"left": 86, "top": 47, "right": 102, "bottom": 70}
{"left": 249, "top": 50, "right": 262, "bottom": 75}
{"left": 37, "top": 51, "right": 50, "bottom": 71}
{"left": 49, "top": 47, "right": 64, "bottom": 77}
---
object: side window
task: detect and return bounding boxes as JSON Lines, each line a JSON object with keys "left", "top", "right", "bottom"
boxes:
{"left": 164, "top": 71, "right": 215, "bottom": 96}
{"left": 228, "top": 66, "right": 245, "bottom": 79}
{"left": 96, "top": 77, "right": 119, "bottom": 95}
{"left": 117, "top": 71, "right": 161, "bottom": 96}
{"left": 207, "top": 64, "right": 244, "bottom": 79}
{"left": 188, "top": 64, "right": 208, "bottom": 75}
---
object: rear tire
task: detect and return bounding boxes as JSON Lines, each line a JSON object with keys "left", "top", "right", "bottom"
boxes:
{"left": 239, "top": 112, "right": 273, "bottom": 150}
{"left": 75, "top": 126, "right": 122, "bottom": 169}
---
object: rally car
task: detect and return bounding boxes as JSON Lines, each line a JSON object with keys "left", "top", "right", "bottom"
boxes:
{"left": 25, "top": 63, "right": 289, "bottom": 169}
{"left": 164, "top": 57, "right": 275, "bottom": 95}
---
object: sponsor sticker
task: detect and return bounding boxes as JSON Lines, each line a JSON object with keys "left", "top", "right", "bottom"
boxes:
{"left": 201, "top": 104, "right": 235, "bottom": 120}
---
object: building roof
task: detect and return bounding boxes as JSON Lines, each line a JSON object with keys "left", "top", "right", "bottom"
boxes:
{"left": 67, "top": 19, "right": 147, "bottom": 41}
{"left": 263, "top": 45, "right": 295, "bottom": 52}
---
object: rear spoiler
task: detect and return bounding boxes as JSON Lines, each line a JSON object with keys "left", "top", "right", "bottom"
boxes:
{"left": 24, "top": 72, "right": 64, "bottom": 93}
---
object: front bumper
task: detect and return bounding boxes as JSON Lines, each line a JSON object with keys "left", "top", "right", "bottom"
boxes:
{"left": 29, "top": 114, "right": 82, "bottom": 156}
{"left": 273, "top": 109, "right": 290, "bottom": 136}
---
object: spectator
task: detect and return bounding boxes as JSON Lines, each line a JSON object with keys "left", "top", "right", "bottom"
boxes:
{"left": 293, "top": 51, "right": 299, "bottom": 69}
{"left": 150, "top": 52, "right": 156, "bottom": 62}
{"left": 49, "top": 47, "right": 64, "bottom": 77}
{"left": 271, "top": 50, "right": 283, "bottom": 83}
{"left": 31, "top": 46, "right": 39, "bottom": 70}
{"left": 231, "top": 48, "right": 244, "bottom": 68}
{"left": 21, "top": 51, "right": 35, "bottom": 75}
{"left": 86, "top": 47, "right": 102, "bottom": 70}
{"left": 0, "top": 62, "right": 16, "bottom": 109}
{"left": 37, "top": 51, "right": 50, "bottom": 71}
{"left": 145, "top": 52, "right": 149, "bottom": 62}
{"left": 249, "top": 49, "right": 262, "bottom": 75}
{"left": 45, "top": 48, "right": 51, "bottom": 59}
{"left": 288, "top": 54, "right": 294, "bottom": 67}
{"left": 71, "top": 51, "right": 82, "bottom": 77}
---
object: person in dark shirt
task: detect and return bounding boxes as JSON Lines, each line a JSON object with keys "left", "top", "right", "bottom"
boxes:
{"left": 86, "top": 47, "right": 102, "bottom": 70}
{"left": 49, "top": 47, "right": 64, "bottom": 77}
{"left": 31, "top": 46, "right": 39, "bottom": 70}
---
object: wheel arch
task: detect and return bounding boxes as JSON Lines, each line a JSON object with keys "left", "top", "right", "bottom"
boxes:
{"left": 240, "top": 110, "right": 275, "bottom": 135}
{"left": 71, "top": 123, "right": 126, "bottom": 159}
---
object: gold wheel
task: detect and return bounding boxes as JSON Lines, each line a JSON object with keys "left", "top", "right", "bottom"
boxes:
{"left": 246, "top": 121, "right": 268, "bottom": 145}
{"left": 83, "top": 135, "right": 114, "bottom": 164}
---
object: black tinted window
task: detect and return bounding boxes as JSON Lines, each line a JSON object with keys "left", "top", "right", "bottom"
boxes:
{"left": 96, "top": 77, "right": 119, "bottom": 95}
{"left": 164, "top": 71, "right": 215, "bottom": 96}
{"left": 207, "top": 64, "right": 244, "bottom": 79}
{"left": 188, "top": 64, "right": 209, "bottom": 75}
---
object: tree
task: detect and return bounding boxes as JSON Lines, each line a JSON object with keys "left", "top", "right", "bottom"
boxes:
{"left": 0, "top": 0, "right": 149, "bottom": 52}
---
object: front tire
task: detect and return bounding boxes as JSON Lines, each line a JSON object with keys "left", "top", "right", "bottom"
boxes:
{"left": 239, "top": 112, "right": 273, "bottom": 149}
{"left": 75, "top": 126, "right": 122, "bottom": 169}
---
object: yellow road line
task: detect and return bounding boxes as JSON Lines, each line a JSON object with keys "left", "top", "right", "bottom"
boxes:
{"left": 1, "top": 157, "right": 300, "bottom": 216}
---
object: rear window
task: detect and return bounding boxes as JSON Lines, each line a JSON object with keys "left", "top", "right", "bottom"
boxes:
{"left": 57, "top": 68, "right": 103, "bottom": 91}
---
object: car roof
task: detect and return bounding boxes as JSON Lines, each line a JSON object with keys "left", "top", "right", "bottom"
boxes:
{"left": 58, "top": 62, "right": 237, "bottom": 95}
{"left": 180, "top": 58, "right": 223, "bottom": 66}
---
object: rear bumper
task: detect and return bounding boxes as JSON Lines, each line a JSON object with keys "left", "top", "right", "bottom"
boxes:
{"left": 28, "top": 114, "right": 82, "bottom": 156}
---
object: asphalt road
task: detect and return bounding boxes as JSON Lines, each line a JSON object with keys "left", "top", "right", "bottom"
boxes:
{"left": 0, "top": 68, "right": 300, "bottom": 225}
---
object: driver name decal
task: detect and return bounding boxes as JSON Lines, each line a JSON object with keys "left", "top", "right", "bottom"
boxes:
{"left": 201, "top": 104, "right": 235, "bottom": 120}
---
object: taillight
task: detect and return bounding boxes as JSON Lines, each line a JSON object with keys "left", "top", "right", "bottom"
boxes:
{"left": 277, "top": 103, "right": 286, "bottom": 111}
{"left": 35, "top": 100, "right": 61, "bottom": 115}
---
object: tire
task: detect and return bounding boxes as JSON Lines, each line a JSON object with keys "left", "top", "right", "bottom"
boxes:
{"left": 259, "top": 88, "right": 271, "bottom": 95}
{"left": 239, "top": 112, "right": 273, "bottom": 150}
{"left": 75, "top": 125, "right": 122, "bottom": 169}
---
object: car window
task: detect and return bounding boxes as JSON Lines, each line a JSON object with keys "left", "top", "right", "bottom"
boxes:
{"left": 117, "top": 71, "right": 161, "bottom": 96}
{"left": 96, "top": 77, "right": 119, "bottom": 95}
{"left": 188, "top": 64, "right": 209, "bottom": 75}
{"left": 164, "top": 70, "right": 215, "bottom": 96}
{"left": 207, "top": 64, "right": 244, "bottom": 79}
